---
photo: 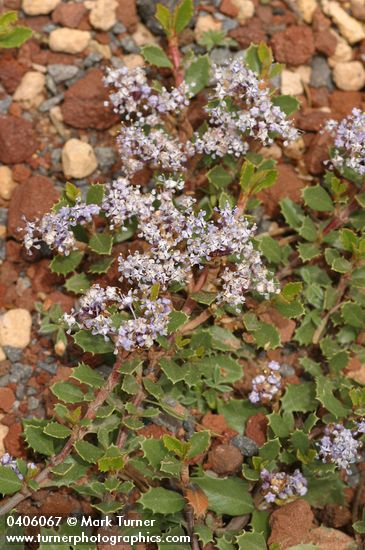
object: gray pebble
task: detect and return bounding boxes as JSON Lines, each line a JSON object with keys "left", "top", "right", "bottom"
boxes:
{"left": 95, "top": 147, "right": 116, "bottom": 171}
{"left": 27, "top": 387, "right": 37, "bottom": 396}
{"left": 0, "top": 95, "right": 12, "bottom": 114}
{"left": 48, "top": 64, "right": 79, "bottom": 84}
{"left": 83, "top": 52, "right": 104, "bottom": 69}
{"left": 210, "top": 48, "right": 232, "bottom": 65}
{"left": 37, "top": 361, "right": 57, "bottom": 375}
{"left": 310, "top": 56, "right": 332, "bottom": 89}
{"left": 45, "top": 75, "right": 58, "bottom": 96}
{"left": 9, "top": 363, "right": 32, "bottom": 384}
{"left": 112, "top": 22, "right": 126, "bottom": 34}
{"left": 231, "top": 435, "right": 259, "bottom": 457}
{"left": 28, "top": 397, "right": 40, "bottom": 411}
{"left": 16, "top": 383, "right": 25, "bottom": 400}
{"left": 0, "top": 240, "right": 5, "bottom": 261}
{"left": 280, "top": 364, "right": 295, "bottom": 377}
{"left": 111, "top": 56, "right": 125, "bottom": 69}
{"left": 119, "top": 36, "right": 139, "bottom": 54}
{"left": 42, "top": 23, "right": 57, "bottom": 33}
{"left": 221, "top": 18, "right": 239, "bottom": 32}
{"left": 39, "top": 95, "right": 64, "bottom": 113}
{"left": 0, "top": 208, "right": 8, "bottom": 226}
{"left": 0, "top": 375, "right": 9, "bottom": 388}
{"left": 2, "top": 346, "right": 23, "bottom": 363}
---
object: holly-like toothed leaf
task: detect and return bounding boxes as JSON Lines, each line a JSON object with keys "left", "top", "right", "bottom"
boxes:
{"left": 64, "top": 273, "right": 90, "bottom": 294}
{"left": 98, "top": 445, "right": 125, "bottom": 472}
{"left": 71, "top": 362, "right": 105, "bottom": 388}
{"left": 185, "top": 55, "right": 210, "bottom": 97}
{"left": 268, "top": 411, "right": 294, "bottom": 438}
{"left": 298, "top": 243, "right": 321, "bottom": 262}
{"left": 88, "top": 257, "right": 114, "bottom": 274}
{"left": 315, "top": 377, "right": 350, "bottom": 418}
{"left": 341, "top": 301, "right": 365, "bottom": 328}
{"left": 163, "top": 434, "right": 190, "bottom": 458}
{"left": 65, "top": 181, "right": 80, "bottom": 203}
{"left": 191, "top": 291, "right": 216, "bottom": 305}
{"left": 281, "top": 382, "right": 317, "bottom": 413}
{"left": 92, "top": 502, "right": 124, "bottom": 514}
{"left": 23, "top": 424, "right": 56, "bottom": 456}
{"left": 139, "top": 487, "right": 186, "bottom": 514}
{"left": 208, "top": 326, "right": 240, "bottom": 351}
{"left": 353, "top": 509, "right": 365, "bottom": 534}
{"left": 193, "top": 474, "right": 253, "bottom": 515}
{"left": 50, "top": 251, "right": 84, "bottom": 276}
{"left": 142, "top": 44, "right": 172, "bottom": 68}
{"left": 0, "top": 466, "right": 23, "bottom": 495}
{"left": 207, "top": 165, "right": 232, "bottom": 189}
{"left": 281, "top": 282, "right": 303, "bottom": 301}
{"left": 257, "top": 235, "right": 282, "bottom": 264}
{"left": 303, "top": 185, "right": 334, "bottom": 212}
{"left": 167, "top": 310, "right": 189, "bottom": 333}
{"left": 74, "top": 440, "right": 104, "bottom": 464}
{"left": 51, "top": 381, "right": 85, "bottom": 404}
{"left": 86, "top": 183, "right": 104, "bottom": 205}
{"left": 218, "top": 398, "right": 264, "bottom": 434}
{"left": 351, "top": 266, "right": 365, "bottom": 288}
{"left": 43, "top": 422, "right": 72, "bottom": 439}
{"left": 141, "top": 438, "right": 167, "bottom": 468}
{"left": 160, "top": 358, "right": 186, "bottom": 383}
{"left": 259, "top": 438, "right": 280, "bottom": 461}
{"left": 216, "top": 536, "right": 236, "bottom": 550}
{"left": 73, "top": 330, "right": 115, "bottom": 354}
{"left": 253, "top": 322, "right": 281, "bottom": 350}
{"left": 174, "top": 0, "right": 194, "bottom": 34}
{"left": 272, "top": 94, "right": 300, "bottom": 115}
{"left": 0, "top": 26, "right": 32, "bottom": 48}
{"left": 156, "top": 3, "right": 172, "bottom": 36}
{"left": 275, "top": 299, "right": 304, "bottom": 319}
{"left": 0, "top": 11, "right": 18, "bottom": 26}
{"left": 89, "top": 233, "right": 113, "bottom": 255}
{"left": 194, "top": 525, "right": 214, "bottom": 546}
{"left": 185, "top": 486, "right": 208, "bottom": 518}
{"left": 236, "top": 531, "right": 267, "bottom": 550}
{"left": 186, "top": 430, "right": 211, "bottom": 459}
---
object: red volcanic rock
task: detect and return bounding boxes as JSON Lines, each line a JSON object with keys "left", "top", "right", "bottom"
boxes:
{"left": 0, "top": 115, "right": 38, "bottom": 164}
{"left": 0, "top": 56, "right": 27, "bottom": 94}
{"left": 61, "top": 69, "right": 119, "bottom": 130}
{"left": 0, "top": 388, "right": 15, "bottom": 413}
{"left": 229, "top": 18, "right": 266, "bottom": 48}
{"left": 52, "top": 2, "right": 88, "bottom": 28}
{"left": 208, "top": 444, "right": 243, "bottom": 474}
{"left": 295, "top": 109, "right": 331, "bottom": 132}
{"left": 304, "top": 132, "right": 332, "bottom": 175}
{"left": 245, "top": 412, "right": 268, "bottom": 446}
{"left": 220, "top": 0, "right": 239, "bottom": 18}
{"left": 7, "top": 175, "right": 60, "bottom": 239}
{"left": 330, "top": 91, "right": 364, "bottom": 118}
{"left": 269, "top": 499, "right": 314, "bottom": 549}
{"left": 271, "top": 25, "right": 315, "bottom": 66}
{"left": 116, "top": 0, "right": 138, "bottom": 31}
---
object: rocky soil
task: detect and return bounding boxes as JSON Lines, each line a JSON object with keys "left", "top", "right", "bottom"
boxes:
{"left": 0, "top": 0, "right": 364, "bottom": 548}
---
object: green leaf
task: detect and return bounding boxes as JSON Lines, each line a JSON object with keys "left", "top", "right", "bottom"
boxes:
{"left": 245, "top": 44, "right": 262, "bottom": 74}
{"left": 43, "top": 422, "right": 72, "bottom": 439}
{"left": 50, "top": 251, "right": 84, "bottom": 276}
{"left": 139, "top": 487, "right": 186, "bottom": 514}
{"left": 51, "top": 381, "right": 85, "bottom": 404}
{"left": 141, "top": 438, "right": 167, "bottom": 468}
{"left": 174, "top": 0, "right": 194, "bottom": 34}
{"left": 163, "top": 434, "right": 190, "bottom": 458}
{"left": 0, "top": 466, "right": 23, "bottom": 495}
{"left": 280, "top": 198, "right": 304, "bottom": 230}
{"left": 303, "top": 185, "right": 334, "bottom": 212}
{"left": 281, "top": 382, "right": 317, "bottom": 413}
{"left": 207, "top": 165, "right": 232, "bottom": 189}
{"left": 160, "top": 358, "right": 186, "bottom": 383}
{"left": 236, "top": 531, "right": 267, "bottom": 550}
{"left": 71, "top": 362, "right": 104, "bottom": 388}
{"left": 272, "top": 94, "right": 300, "bottom": 115}
{"left": 351, "top": 266, "right": 365, "bottom": 288}
{"left": 331, "top": 257, "right": 352, "bottom": 273}
{"left": 298, "top": 243, "right": 321, "bottom": 262}
{"left": 156, "top": 3, "right": 172, "bottom": 36}
{"left": 207, "top": 326, "right": 240, "bottom": 351}
{"left": 141, "top": 45, "right": 172, "bottom": 68}
{"left": 0, "top": 11, "right": 18, "bottom": 26}
{"left": 88, "top": 257, "right": 114, "bottom": 274}
{"left": 218, "top": 399, "right": 264, "bottom": 434}
{"left": 167, "top": 310, "right": 189, "bottom": 333}
{"left": 64, "top": 273, "right": 90, "bottom": 294}
{"left": 73, "top": 330, "right": 114, "bottom": 354}
{"left": 89, "top": 233, "right": 113, "bottom": 255}
{"left": 65, "top": 182, "right": 80, "bottom": 202}
{"left": 253, "top": 322, "right": 281, "bottom": 350}
{"left": 185, "top": 55, "right": 210, "bottom": 96}
{"left": 268, "top": 411, "right": 294, "bottom": 438}
{"left": 186, "top": 430, "right": 211, "bottom": 459}
{"left": 282, "top": 282, "right": 303, "bottom": 301}
{"left": 23, "top": 424, "right": 56, "bottom": 456}
{"left": 98, "top": 445, "right": 125, "bottom": 472}
{"left": 315, "top": 377, "right": 350, "bottom": 418}
{"left": 259, "top": 438, "right": 280, "bottom": 460}
{"left": 275, "top": 299, "right": 304, "bottom": 319}
{"left": 191, "top": 291, "right": 216, "bottom": 305}
{"left": 341, "top": 302, "right": 365, "bottom": 328}
{"left": 86, "top": 183, "right": 104, "bottom": 205}
{"left": 74, "top": 440, "right": 104, "bottom": 464}
{"left": 0, "top": 26, "right": 32, "bottom": 48}
{"left": 193, "top": 474, "right": 253, "bottom": 515}
{"left": 257, "top": 235, "right": 282, "bottom": 264}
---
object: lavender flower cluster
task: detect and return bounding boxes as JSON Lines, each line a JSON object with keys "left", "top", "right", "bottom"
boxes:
{"left": 325, "top": 108, "right": 365, "bottom": 176}
{"left": 317, "top": 422, "right": 364, "bottom": 473}
{"left": 249, "top": 360, "right": 282, "bottom": 404}
{"left": 260, "top": 468, "right": 308, "bottom": 504}
{"left": 64, "top": 285, "right": 172, "bottom": 351}
{"left": 195, "top": 58, "right": 299, "bottom": 158}
{"left": 1, "top": 453, "right": 36, "bottom": 480}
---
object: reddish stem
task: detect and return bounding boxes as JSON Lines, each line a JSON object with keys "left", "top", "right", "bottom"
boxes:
{"left": 167, "top": 33, "right": 184, "bottom": 86}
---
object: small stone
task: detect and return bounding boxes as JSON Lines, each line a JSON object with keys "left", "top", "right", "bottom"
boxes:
{"left": 132, "top": 22, "right": 158, "bottom": 47}
{"left": 351, "top": 0, "right": 365, "bottom": 21}
{"left": 328, "top": 34, "right": 353, "bottom": 67}
{"left": 310, "top": 56, "right": 332, "bottom": 88}
{"left": 28, "top": 397, "right": 40, "bottom": 411}
{"left": 62, "top": 138, "right": 98, "bottom": 179}
{"left": 269, "top": 500, "right": 314, "bottom": 549}
{"left": 95, "top": 147, "right": 116, "bottom": 170}
{"left": 281, "top": 69, "right": 303, "bottom": 95}
{"left": 0, "top": 96, "right": 12, "bottom": 115}
{"left": 52, "top": 2, "right": 88, "bottom": 28}
{"left": 195, "top": 15, "right": 222, "bottom": 42}
{"left": 0, "top": 115, "right": 38, "bottom": 165}
{"left": 231, "top": 435, "right": 259, "bottom": 456}
{"left": 245, "top": 412, "right": 268, "bottom": 446}
{"left": 88, "top": 40, "right": 112, "bottom": 59}
{"left": 308, "top": 526, "right": 356, "bottom": 550}
{"left": 271, "top": 25, "right": 315, "bottom": 66}
{"left": 49, "top": 28, "right": 91, "bottom": 54}
{"left": 297, "top": 0, "right": 317, "bottom": 22}
{"left": 48, "top": 64, "right": 79, "bottom": 83}
{"left": 0, "top": 348, "right": 5, "bottom": 362}
{"left": 295, "top": 65, "right": 312, "bottom": 85}
{"left": 208, "top": 444, "right": 243, "bottom": 474}
{"left": 0, "top": 387, "right": 15, "bottom": 413}
{"left": 121, "top": 54, "right": 144, "bottom": 69}
{"left": 333, "top": 61, "right": 365, "bottom": 91}
{"left": 89, "top": 0, "right": 118, "bottom": 31}
{"left": 2, "top": 346, "right": 22, "bottom": 362}
{"left": 228, "top": 0, "right": 255, "bottom": 24}
{"left": 0, "top": 309, "right": 32, "bottom": 349}
{"left": 22, "top": 0, "right": 60, "bottom": 15}
{"left": 39, "top": 95, "right": 64, "bottom": 112}
{"left": 13, "top": 71, "right": 45, "bottom": 109}
{"left": 324, "top": 1, "right": 365, "bottom": 44}
{"left": 0, "top": 166, "right": 17, "bottom": 200}
{"left": 0, "top": 58, "right": 27, "bottom": 94}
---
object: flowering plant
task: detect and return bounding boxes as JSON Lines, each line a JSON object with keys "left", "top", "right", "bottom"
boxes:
{"left": 0, "top": 1, "right": 364, "bottom": 548}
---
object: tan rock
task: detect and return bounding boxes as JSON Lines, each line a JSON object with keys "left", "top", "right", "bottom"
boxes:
{"left": 88, "top": 40, "right": 112, "bottom": 59}
{"left": 333, "top": 61, "right": 365, "bottom": 91}
{"left": 308, "top": 526, "right": 357, "bottom": 550}
{"left": 295, "top": 65, "right": 312, "bottom": 85}
{"left": 62, "top": 138, "right": 98, "bottom": 179}
{"left": 49, "top": 28, "right": 91, "bottom": 54}
{"left": 231, "top": 0, "right": 255, "bottom": 24}
{"left": 281, "top": 70, "right": 303, "bottom": 95}
{"left": 132, "top": 23, "right": 158, "bottom": 47}
{"left": 195, "top": 15, "right": 222, "bottom": 42}
{"left": 88, "top": 0, "right": 118, "bottom": 31}
{"left": 297, "top": 0, "right": 317, "bottom": 23}
{"left": 324, "top": 1, "right": 365, "bottom": 44}
{"left": 122, "top": 54, "right": 145, "bottom": 69}
{"left": 22, "top": 0, "right": 60, "bottom": 15}
{"left": 328, "top": 32, "right": 353, "bottom": 67}
{"left": 0, "top": 166, "right": 17, "bottom": 201}
{"left": 0, "top": 418, "right": 9, "bottom": 455}
{"left": 0, "top": 347, "right": 5, "bottom": 362}
{"left": 351, "top": 0, "right": 365, "bottom": 21}
{"left": 0, "top": 309, "right": 32, "bottom": 349}
{"left": 13, "top": 71, "right": 45, "bottom": 109}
